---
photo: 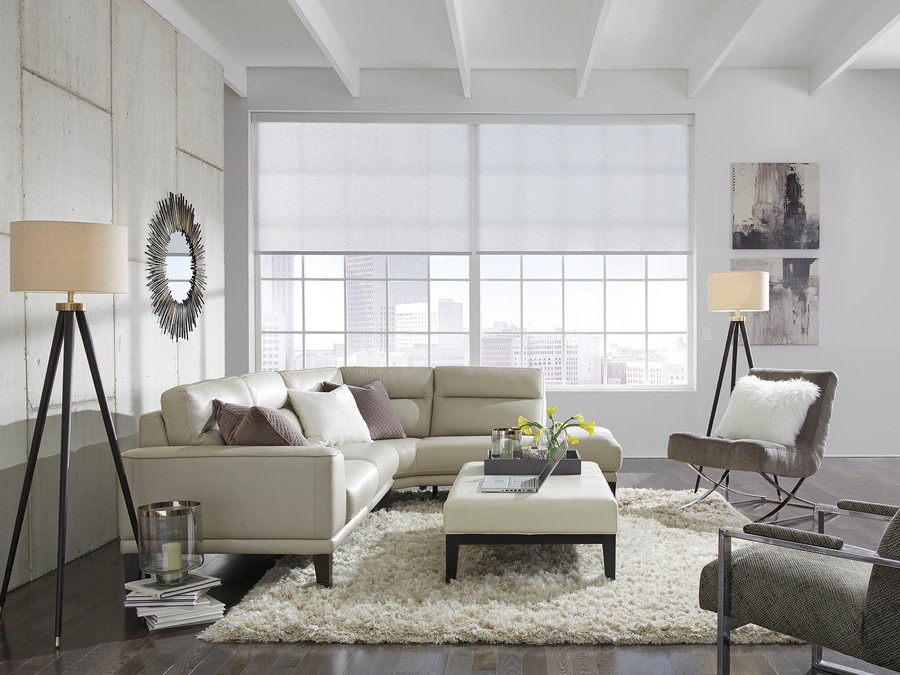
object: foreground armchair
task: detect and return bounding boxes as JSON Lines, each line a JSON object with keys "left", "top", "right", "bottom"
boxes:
{"left": 699, "top": 500, "right": 900, "bottom": 675}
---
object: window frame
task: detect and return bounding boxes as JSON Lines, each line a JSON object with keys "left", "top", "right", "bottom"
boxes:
{"left": 251, "top": 113, "right": 695, "bottom": 391}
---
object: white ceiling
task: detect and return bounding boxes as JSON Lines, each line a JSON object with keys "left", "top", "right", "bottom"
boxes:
{"left": 169, "top": 0, "right": 900, "bottom": 97}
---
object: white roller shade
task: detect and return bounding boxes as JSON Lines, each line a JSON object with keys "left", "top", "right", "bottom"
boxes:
{"left": 256, "top": 123, "right": 471, "bottom": 252}
{"left": 477, "top": 124, "right": 690, "bottom": 252}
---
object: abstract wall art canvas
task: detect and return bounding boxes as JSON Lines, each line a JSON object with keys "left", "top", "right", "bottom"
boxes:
{"left": 732, "top": 163, "right": 819, "bottom": 249}
{"left": 732, "top": 258, "right": 819, "bottom": 345}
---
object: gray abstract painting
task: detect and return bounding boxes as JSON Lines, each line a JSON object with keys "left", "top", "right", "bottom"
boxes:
{"left": 732, "top": 258, "right": 819, "bottom": 345}
{"left": 732, "top": 163, "right": 819, "bottom": 249}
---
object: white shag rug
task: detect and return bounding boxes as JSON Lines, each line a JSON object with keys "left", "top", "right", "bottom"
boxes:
{"left": 200, "top": 488, "right": 790, "bottom": 645}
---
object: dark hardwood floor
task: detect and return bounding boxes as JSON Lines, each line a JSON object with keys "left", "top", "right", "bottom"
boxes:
{"left": 1, "top": 457, "right": 898, "bottom": 674}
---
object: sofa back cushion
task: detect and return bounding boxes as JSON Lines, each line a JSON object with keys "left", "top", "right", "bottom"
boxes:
{"left": 161, "top": 376, "right": 252, "bottom": 446}
{"left": 430, "top": 367, "right": 544, "bottom": 437}
{"left": 341, "top": 367, "right": 434, "bottom": 438}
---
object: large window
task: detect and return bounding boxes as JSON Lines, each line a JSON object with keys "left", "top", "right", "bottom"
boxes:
{"left": 254, "top": 117, "right": 692, "bottom": 388}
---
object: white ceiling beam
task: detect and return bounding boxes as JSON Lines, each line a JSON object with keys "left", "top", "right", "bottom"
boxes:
{"left": 809, "top": 0, "right": 900, "bottom": 96}
{"left": 444, "top": 0, "right": 471, "bottom": 98}
{"left": 686, "top": 0, "right": 763, "bottom": 99}
{"left": 285, "top": 0, "right": 360, "bottom": 97}
{"left": 144, "top": 0, "right": 248, "bottom": 97}
{"left": 575, "top": 0, "right": 613, "bottom": 99}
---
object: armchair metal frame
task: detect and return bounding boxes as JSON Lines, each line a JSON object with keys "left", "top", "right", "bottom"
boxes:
{"left": 683, "top": 465, "right": 814, "bottom": 524}
{"left": 716, "top": 504, "right": 899, "bottom": 675}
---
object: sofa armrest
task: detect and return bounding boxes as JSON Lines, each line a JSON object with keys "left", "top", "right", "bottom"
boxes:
{"left": 139, "top": 410, "right": 168, "bottom": 447}
{"left": 119, "top": 445, "right": 347, "bottom": 545}
{"left": 569, "top": 425, "right": 623, "bottom": 473}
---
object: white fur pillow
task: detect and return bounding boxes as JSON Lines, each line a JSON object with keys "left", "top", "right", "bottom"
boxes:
{"left": 287, "top": 385, "right": 372, "bottom": 446}
{"left": 715, "top": 375, "right": 820, "bottom": 445}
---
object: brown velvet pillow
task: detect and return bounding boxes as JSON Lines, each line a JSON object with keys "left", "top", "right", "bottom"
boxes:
{"left": 213, "top": 399, "right": 251, "bottom": 445}
{"left": 321, "top": 380, "right": 406, "bottom": 440}
{"left": 232, "top": 406, "right": 310, "bottom": 447}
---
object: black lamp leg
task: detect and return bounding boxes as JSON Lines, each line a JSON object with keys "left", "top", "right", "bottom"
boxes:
{"left": 738, "top": 320, "right": 754, "bottom": 369}
{"left": 0, "top": 313, "right": 66, "bottom": 616}
{"left": 695, "top": 322, "right": 737, "bottom": 492}
{"left": 75, "top": 312, "right": 139, "bottom": 541}
{"left": 54, "top": 312, "right": 75, "bottom": 648}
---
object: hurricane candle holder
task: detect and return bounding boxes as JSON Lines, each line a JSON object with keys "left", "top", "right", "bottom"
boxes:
{"left": 137, "top": 500, "right": 203, "bottom": 585}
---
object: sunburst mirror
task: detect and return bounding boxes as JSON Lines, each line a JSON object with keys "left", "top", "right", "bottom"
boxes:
{"left": 146, "top": 192, "right": 206, "bottom": 341}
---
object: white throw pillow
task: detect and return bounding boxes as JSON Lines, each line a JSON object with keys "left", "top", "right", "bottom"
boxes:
{"left": 287, "top": 386, "right": 372, "bottom": 446}
{"left": 715, "top": 375, "right": 820, "bottom": 445}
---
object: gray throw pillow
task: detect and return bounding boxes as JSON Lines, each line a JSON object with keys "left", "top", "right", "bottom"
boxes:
{"left": 213, "top": 399, "right": 251, "bottom": 445}
{"left": 232, "top": 406, "right": 310, "bottom": 446}
{"left": 321, "top": 380, "right": 406, "bottom": 440}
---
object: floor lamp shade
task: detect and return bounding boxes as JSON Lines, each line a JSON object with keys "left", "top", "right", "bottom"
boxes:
{"left": 708, "top": 271, "right": 769, "bottom": 313}
{"left": 9, "top": 221, "right": 127, "bottom": 294}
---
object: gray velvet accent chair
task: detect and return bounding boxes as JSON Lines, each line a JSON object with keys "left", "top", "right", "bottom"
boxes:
{"left": 699, "top": 500, "right": 900, "bottom": 675}
{"left": 668, "top": 368, "right": 838, "bottom": 522}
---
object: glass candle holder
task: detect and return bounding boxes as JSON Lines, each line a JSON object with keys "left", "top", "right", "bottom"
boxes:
{"left": 491, "top": 428, "right": 522, "bottom": 460}
{"left": 137, "top": 500, "right": 203, "bottom": 585}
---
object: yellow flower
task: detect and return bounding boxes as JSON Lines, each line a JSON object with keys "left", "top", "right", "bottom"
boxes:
{"left": 566, "top": 434, "right": 580, "bottom": 445}
{"left": 579, "top": 420, "right": 596, "bottom": 437}
{"left": 574, "top": 413, "right": 584, "bottom": 423}
{"left": 533, "top": 428, "right": 543, "bottom": 440}
{"left": 546, "top": 406, "right": 557, "bottom": 417}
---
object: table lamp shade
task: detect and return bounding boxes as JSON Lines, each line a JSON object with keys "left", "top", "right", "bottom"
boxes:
{"left": 10, "top": 221, "right": 128, "bottom": 294}
{"left": 708, "top": 271, "right": 769, "bottom": 312}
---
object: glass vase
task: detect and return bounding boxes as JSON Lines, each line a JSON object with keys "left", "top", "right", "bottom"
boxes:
{"left": 538, "top": 432, "right": 568, "bottom": 460}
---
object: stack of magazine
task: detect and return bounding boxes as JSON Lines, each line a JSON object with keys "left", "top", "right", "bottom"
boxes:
{"left": 124, "top": 573, "right": 224, "bottom": 631}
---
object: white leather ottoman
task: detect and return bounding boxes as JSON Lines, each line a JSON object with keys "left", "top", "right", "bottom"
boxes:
{"left": 443, "top": 461, "right": 617, "bottom": 582}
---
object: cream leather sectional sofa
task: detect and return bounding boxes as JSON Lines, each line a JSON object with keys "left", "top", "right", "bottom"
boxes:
{"left": 118, "top": 366, "right": 623, "bottom": 585}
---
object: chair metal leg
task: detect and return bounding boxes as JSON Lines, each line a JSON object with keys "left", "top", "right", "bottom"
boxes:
{"left": 679, "top": 470, "right": 731, "bottom": 510}
{"left": 811, "top": 645, "right": 871, "bottom": 675}
{"left": 717, "top": 529, "right": 732, "bottom": 675}
{"left": 754, "top": 478, "right": 806, "bottom": 523}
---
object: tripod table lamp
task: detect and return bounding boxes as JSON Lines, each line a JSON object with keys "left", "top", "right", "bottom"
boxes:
{"left": 0, "top": 221, "right": 140, "bottom": 649}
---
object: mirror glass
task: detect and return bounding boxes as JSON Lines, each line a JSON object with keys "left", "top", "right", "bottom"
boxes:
{"left": 165, "top": 231, "right": 192, "bottom": 303}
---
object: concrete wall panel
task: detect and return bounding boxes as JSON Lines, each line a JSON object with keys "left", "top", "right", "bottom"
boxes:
{"left": 28, "top": 406, "right": 118, "bottom": 578}
{"left": 0, "top": 0, "right": 21, "bottom": 236}
{"left": 0, "top": 237, "right": 28, "bottom": 473}
{"left": 0, "top": 463, "right": 32, "bottom": 589}
{"left": 22, "top": 0, "right": 112, "bottom": 111}
{"left": 176, "top": 151, "right": 225, "bottom": 384}
{"left": 22, "top": 72, "right": 113, "bottom": 223}
{"left": 114, "top": 260, "right": 179, "bottom": 450}
{"left": 24, "top": 294, "right": 116, "bottom": 437}
{"left": 176, "top": 33, "right": 224, "bottom": 170}
{"left": 112, "top": 0, "right": 176, "bottom": 262}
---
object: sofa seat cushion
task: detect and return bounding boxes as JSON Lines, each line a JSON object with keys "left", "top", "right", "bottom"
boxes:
{"left": 344, "top": 460, "right": 381, "bottom": 523}
{"left": 337, "top": 441, "right": 401, "bottom": 485}
{"left": 402, "top": 436, "right": 489, "bottom": 476}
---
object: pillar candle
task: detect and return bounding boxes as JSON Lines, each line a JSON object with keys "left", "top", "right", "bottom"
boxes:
{"left": 161, "top": 541, "right": 182, "bottom": 571}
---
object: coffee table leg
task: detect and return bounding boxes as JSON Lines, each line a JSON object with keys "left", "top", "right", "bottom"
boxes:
{"left": 445, "top": 535, "right": 460, "bottom": 583}
{"left": 602, "top": 535, "right": 616, "bottom": 580}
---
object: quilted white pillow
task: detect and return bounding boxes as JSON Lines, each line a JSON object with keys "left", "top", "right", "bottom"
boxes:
{"left": 287, "top": 385, "right": 372, "bottom": 446}
{"left": 715, "top": 375, "right": 820, "bottom": 445}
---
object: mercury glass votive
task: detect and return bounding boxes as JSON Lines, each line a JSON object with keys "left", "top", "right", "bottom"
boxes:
{"left": 137, "top": 500, "right": 203, "bottom": 585}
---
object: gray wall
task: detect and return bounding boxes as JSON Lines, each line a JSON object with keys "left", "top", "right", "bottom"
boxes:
{"left": 0, "top": 0, "right": 225, "bottom": 591}
{"left": 225, "top": 67, "right": 900, "bottom": 459}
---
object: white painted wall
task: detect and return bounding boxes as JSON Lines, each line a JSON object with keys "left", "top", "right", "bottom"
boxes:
{"left": 225, "top": 66, "right": 900, "bottom": 459}
{"left": 0, "top": 0, "right": 225, "bottom": 590}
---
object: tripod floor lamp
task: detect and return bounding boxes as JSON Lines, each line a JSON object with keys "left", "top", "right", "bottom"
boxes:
{"left": 695, "top": 270, "right": 769, "bottom": 492}
{"left": 0, "top": 221, "right": 139, "bottom": 649}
